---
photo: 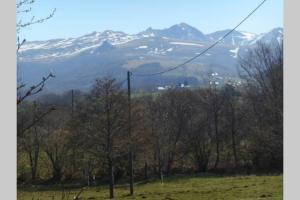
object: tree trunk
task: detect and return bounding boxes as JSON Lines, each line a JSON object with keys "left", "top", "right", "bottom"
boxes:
{"left": 28, "top": 153, "right": 35, "bottom": 181}
{"left": 28, "top": 127, "right": 40, "bottom": 181}
{"left": 105, "top": 93, "right": 114, "bottom": 199}
{"left": 166, "top": 152, "right": 174, "bottom": 175}
{"left": 31, "top": 168, "right": 37, "bottom": 181}
{"left": 108, "top": 158, "right": 114, "bottom": 199}
{"left": 231, "top": 106, "right": 238, "bottom": 169}
{"left": 32, "top": 136, "right": 40, "bottom": 181}
{"left": 197, "top": 159, "right": 208, "bottom": 172}
{"left": 28, "top": 147, "right": 39, "bottom": 181}
{"left": 144, "top": 162, "right": 148, "bottom": 180}
{"left": 46, "top": 151, "right": 63, "bottom": 182}
{"left": 31, "top": 159, "right": 38, "bottom": 181}
{"left": 195, "top": 149, "right": 209, "bottom": 173}
{"left": 52, "top": 167, "right": 62, "bottom": 182}
{"left": 214, "top": 114, "right": 220, "bottom": 169}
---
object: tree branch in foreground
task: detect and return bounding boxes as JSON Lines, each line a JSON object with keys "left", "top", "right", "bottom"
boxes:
{"left": 19, "top": 106, "right": 56, "bottom": 135}
{"left": 17, "top": 72, "right": 55, "bottom": 105}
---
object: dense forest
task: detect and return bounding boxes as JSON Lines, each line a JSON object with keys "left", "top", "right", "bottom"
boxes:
{"left": 17, "top": 42, "right": 283, "bottom": 198}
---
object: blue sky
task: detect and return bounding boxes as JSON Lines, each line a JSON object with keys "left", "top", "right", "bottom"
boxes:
{"left": 17, "top": 0, "right": 283, "bottom": 41}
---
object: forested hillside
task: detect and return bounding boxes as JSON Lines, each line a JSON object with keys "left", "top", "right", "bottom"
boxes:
{"left": 17, "top": 42, "right": 283, "bottom": 198}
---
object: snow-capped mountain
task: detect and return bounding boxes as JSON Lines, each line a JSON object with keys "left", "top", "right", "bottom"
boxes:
{"left": 138, "top": 23, "right": 209, "bottom": 42}
{"left": 207, "top": 30, "right": 257, "bottom": 46}
{"left": 18, "top": 30, "right": 138, "bottom": 61}
{"left": 249, "top": 27, "right": 283, "bottom": 45}
{"left": 17, "top": 24, "right": 283, "bottom": 93}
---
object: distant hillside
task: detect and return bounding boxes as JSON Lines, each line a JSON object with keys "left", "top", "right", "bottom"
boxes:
{"left": 17, "top": 23, "right": 283, "bottom": 93}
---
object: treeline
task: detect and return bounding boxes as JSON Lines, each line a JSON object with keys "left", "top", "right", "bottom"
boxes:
{"left": 17, "top": 42, "right": 282, "bottom": 196}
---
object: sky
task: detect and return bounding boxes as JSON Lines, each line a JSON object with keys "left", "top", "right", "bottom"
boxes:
{"left": 17, "top": 0, "right": 283, "bottom": 41}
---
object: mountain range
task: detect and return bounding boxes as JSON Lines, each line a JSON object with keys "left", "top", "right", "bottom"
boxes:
{"left": 18, "top": 23, "right": 283, "bottom": 93}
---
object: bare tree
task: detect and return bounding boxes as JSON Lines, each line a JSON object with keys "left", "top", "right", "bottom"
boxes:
{"left": 185, "top": 91, "right": 213, "bottom": 172}
{"left": 145, "top": 95, "right": 169, "bottom": 180}
{"left": 83, "top": 78, "right": 127, "bottom": 198}
{"left": 18, "top": 103, "right": 55, "bottom": 136}
{"left": 19, "top": 102, "right": 43, "bottom": 181}
{"left": 17, "top": 0, "right": 56, "bottom": 105}
{"left": 222, "top": 84, "right": 247, "bottom": 169}
{"left": 199, "top": 79, "right": 225, "bottom": 169}
{"left": 42, "top": 108, "right": 71, "bottom": 181}
{"left": 239, "top": 41, "right": 283, "bottom": 171}
{"left": 148, "top": 90, "right": 194, "bottom": 175}
{"left": 16, "top": 0, "right": 56, "bottom": 53}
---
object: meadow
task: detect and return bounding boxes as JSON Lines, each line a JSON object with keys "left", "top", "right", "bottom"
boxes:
{"left": 18, "top": 174, "right": 283, "bottom": 200}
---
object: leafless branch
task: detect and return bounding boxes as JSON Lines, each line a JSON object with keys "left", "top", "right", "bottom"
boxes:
{"left": 16, "top": 8, "right": 56, "bottom": 34}
{"left": 17, "top": 82, "right": 26, "bottom": 90}
{"left": 17, "top": 7, "right": 32, "bottom": 14}
{"left": 16, "top": 0, "right": 35, "bottom": 9}
{"left": 19, "top": 106, "right": 56, "bottom": 135}
{"left": 17, "top": 37, "right": 26, "bottom": 53}
{"left": 17, "top": 72, "right": 55, "bottom": 105}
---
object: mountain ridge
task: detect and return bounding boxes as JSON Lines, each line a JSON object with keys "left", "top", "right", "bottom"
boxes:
{"left": 17, "top": 23, "right": 283, "bottom": 93}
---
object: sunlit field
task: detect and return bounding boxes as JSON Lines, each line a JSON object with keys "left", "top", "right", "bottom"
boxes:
{"left": 18, "top": 175, "right": 282, "bottom": 200}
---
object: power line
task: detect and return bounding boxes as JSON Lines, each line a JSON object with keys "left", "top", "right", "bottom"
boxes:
{"left": 132, "top": 0, "right": 267, "bottom": 77}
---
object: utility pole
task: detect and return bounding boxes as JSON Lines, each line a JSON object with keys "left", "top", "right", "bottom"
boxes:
{"left": 70, "top": 89, "right": 76, "bottom": 179}
{"left": 127, "top": 71, "right": 134, "bottom": 195}
{"left": 71, "top": 89, "right": 74, "bottom": 117}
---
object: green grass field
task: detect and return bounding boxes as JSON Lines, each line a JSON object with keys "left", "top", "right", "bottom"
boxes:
{"left": 17, "top": 175, "right": 283, "bottom": 200}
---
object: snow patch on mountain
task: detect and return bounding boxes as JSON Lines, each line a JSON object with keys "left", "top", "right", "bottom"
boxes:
{"left": 277, "top": 36, "right": 282, "bottom": 44}
{"left": 240, "top": 32, "right": 257, "bottom": 40}
{"left": 136, "top": 45, "right": 148, "bottom": 49}
{"left": 230, "top": 47, "right": 240, "bottom": 58}
{"left": 146, "top": 47, "right": 173, "bottom": 56}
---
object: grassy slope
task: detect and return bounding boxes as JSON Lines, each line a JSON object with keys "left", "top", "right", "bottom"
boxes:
{"left": 17, "top": 175, "right": 283, "bottom": 200}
